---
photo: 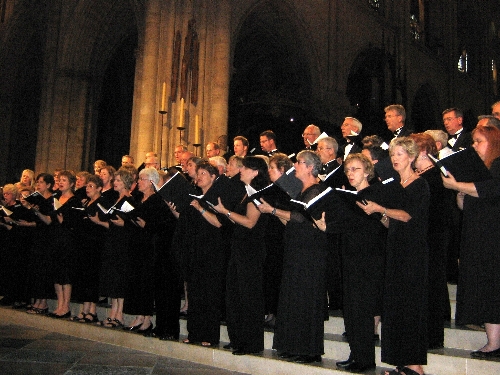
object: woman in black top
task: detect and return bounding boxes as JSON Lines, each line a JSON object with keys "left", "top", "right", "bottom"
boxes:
{"left": 34, "top": 170, "right": 83, "bottom": 318}
{"left": 215, "top": 156, "right": 270, "bottom": 355}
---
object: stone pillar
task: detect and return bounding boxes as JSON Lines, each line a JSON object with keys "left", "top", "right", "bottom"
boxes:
{"left": 205, "top": 0, "right": 231, "bottom": 147}
{"left": 130, "top": 0, "right": 162, "bottom": 166}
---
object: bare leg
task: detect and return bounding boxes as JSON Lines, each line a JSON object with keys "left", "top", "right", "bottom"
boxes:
{"left": 54, "top": 284, "right": 64, "bottom": 314}
{"left": 115, "top": 298, "right": 124, "bottom": 323}
{"left": 62, "top": 284, "right": 72, "bottom": 313}
{"left": 481, "top": 323, "right": 500, "bottom": 351}
{"left": 180, "top": 281, "right": 188, "bottom": 312}
{"left": 374, "top": 315, "right": 381, "bottom": 335}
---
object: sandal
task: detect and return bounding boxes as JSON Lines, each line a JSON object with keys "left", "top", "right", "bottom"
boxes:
{"left": 70, "top": 313, "right": 86, "bottom": 322}
{"left": 107, "top": 318, "right": 124, "bottom": 328}
{"left": 98, "top": 317, "right": 113, "bottom": 327}
{"left": 79, "top": 313, "right": 98, "bottom": 323}
{"left": 26, "top": 307, "right": 48, "bottom": 315}
{"left": 385, "top": 367, "right": 424, "bottom": 375}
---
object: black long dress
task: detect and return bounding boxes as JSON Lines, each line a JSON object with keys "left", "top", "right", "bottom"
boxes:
{"left": 72, "top": 197, "right": 107, "bottom": 303}
{"left": 0, "top": 201, "right": 36, "bottom": 302}
{"left": 456, "top": 157, "right": 500, "bottom": 325}
{"left": 26, "top": 195, "right": 55, "bottom": 300}
{"left": 226, "top": 198, "right": 268, "bottom": 352}
{"left": 330, "top": 185, "right": 386, "bottom": 367}
{"left": 381, "top": 177, "right": 430, "bottom": 366}
{"left": 99, "top": 195, "right": 136, "bottom": 298}
{"left": 174, "top": 199, "right": 225, "bottom": 344}
{"left": 273, "top": 184, "right": 328, "bottom": 356}
{"left": 49, "top": 195, "right": 83, "bottom": 285}
{"left": 124, "top": 194, "right": 172, "bottom": 318}
{"left": 419, "top": 166, "right": 453, "bottom": 348}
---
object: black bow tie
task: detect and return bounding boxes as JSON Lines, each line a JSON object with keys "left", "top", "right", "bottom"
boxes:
{"left": 449, "top": 133, "right": 459, "bottom": 140}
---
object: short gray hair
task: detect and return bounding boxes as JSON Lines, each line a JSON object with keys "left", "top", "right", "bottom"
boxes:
{"left": 139, "top": 167, "right": 160, "bottom": 186}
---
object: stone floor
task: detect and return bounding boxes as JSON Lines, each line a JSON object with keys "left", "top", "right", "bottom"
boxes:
{"left": 0, "top": 322, "right": 249, "bottom": 375}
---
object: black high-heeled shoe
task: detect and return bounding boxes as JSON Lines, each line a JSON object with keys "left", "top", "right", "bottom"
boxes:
{"left": 138, "top": 323, "right": 154, "bottom": 335}
{"left": 123, "top": 323, "right": 143, "bottom": 332}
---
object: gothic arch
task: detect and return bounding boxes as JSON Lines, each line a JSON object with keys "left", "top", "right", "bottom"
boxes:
{"left": 411, "top": 83, "right": 440, "bottom": 132}
{"left": 346, "top": 47, "right": 396, "bottom": 138}
{"left": 228, "top": 0, "right": 317, "bottom": 154}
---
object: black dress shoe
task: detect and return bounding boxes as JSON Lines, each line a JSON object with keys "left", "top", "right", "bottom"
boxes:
{"left": 158, "top": 334, "right": 178, "bottom": 341}
{"left": 471, "top": 347, "right": 500, "bottom": 358}
{"left": 138, "top": 324, "right": 154, "bottom": 335}
{"left": 343, "top": 361, "right": 376, "bottom": 373}
{"left": 336, "top": 358, "right": 354, "bottom": 368}
{"left": 223, "top": 343, "right": 236, "bottom": 350}
{"left": 293, "top": 354, "right": 322, "bottom": 363}
{"left": 123, "top": 323, "right": 142, "bottom": 332}
{"left": 53, "top": 311, "right": 71, "bottom": 319}
{"left": 232, "top": 349, "right": 261, "bottom": 356}
{"left": 278, "top": 352, "right": 298, "bottom": 359}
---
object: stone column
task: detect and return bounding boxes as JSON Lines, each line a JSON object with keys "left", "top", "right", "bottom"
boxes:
{"left": 205, "top": 0, "right": 231, "bottom": 147}
{"left": 130, "top": 0, "right": 162, "bottom": 165}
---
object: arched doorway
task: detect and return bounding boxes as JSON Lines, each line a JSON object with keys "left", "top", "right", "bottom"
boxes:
{"left": 411, "top": 84, "right": 440, "bottom": 132}
{"left": 346, "top": 47, "right": 396, "bottom": 139}
{"left": 228, "top": 3, "right": 314, "bottom": 156}
{"left": 94, "top": 33, "right": 138, "bottom": 169}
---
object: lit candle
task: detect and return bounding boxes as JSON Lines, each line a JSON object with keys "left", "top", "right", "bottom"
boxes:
{"left": 161, "top": 82, "right": 166, "bottom": 112}
{"left": 194, "top": 115, "right": 200, "bottom": 144}
{"left": 179, "top": 98, "right": 184, "bottom": 128}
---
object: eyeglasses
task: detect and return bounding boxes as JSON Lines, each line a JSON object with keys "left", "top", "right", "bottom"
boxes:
{"left": 302, "top": 133, "right": 315, "bottom": 137}
{"left": 317, "top": 147, "right": 332, "bottom": 151}
{"left": 295, "top": 161, "right": 307, "bottom": 165}
{"left": 138, "top": 177, "right": 150, "bottom": 181}
{"left": 345, "top": 167, "right": 362, "bottom": 173}
{"left": 443, "top": 117, "right": 457, "bottom": 122}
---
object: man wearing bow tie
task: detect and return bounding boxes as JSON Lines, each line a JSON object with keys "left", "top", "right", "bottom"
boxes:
{"left": 384, "top": 104, "right": 412, "bottom": 140}
{"left": 338, "top": 117, "right": 363, "bottom": 160}
{"left": 442, "top": 108, "right": 472, "bottom": 151}
{"left": 259, "top": 130, "right": 279, "bottom": 156}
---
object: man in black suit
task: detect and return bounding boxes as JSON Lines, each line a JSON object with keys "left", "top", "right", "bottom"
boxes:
{"left": 492, "top": 101, "right": 500, "bottom": 121}
{"left": 442, "top": 108, "right": 472, "bottom": 151}
{"left": 317, "top": 136, "right": 349, "bottom": 189}
{"left": 259, "top": 130, "right": 279, "bottom": 156}
{"left": 338, "top": 117, "right": 363, "bottom": 160}
{"left": 316, "top": 136, "right": 346, "bottom": 311}
{"left": 302, "top": 124, "right": 321, "bottom": 150}
{"left": 384, "top": 104, "right": 412, "bottom": 140}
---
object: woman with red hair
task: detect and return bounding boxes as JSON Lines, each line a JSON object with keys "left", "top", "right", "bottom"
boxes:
{"left": 442, "top": 124, "right": 500, "bottom": 359}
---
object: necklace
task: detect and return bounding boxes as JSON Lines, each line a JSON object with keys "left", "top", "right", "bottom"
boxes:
{"left": 401, "top": 171, "right": 414, "bottom": 186}
{"left": 416, "top": 164, "right": 433, "bottom": 175}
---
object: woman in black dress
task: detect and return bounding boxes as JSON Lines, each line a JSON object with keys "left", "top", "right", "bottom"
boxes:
{"left": 412, "top": 133, "right": 453, "bottom": 350}
{"left": 178, "top": 162, "right": 225, "bottom": 346}
{"left": 214, "top": 156, "right": 270, "bottom": 355}
{"left": 263, "top": 153, "right": 293, "bottom": 327}
{"left": 441, "top": 124, "right": 500, "bottom": 358}
{"left": 33, "top": 170, "right": 83, "bottom": 318}
{"left": 320, "top": 153, "right": 385, "bottom": 373}
{"left": 90, "top": 168, "right": 136, "bottom": 328}
{"left": 123, "top": 167, "right": 172, "bottom": 335}
{"left": 99, "top": 165, "right": 118, "bottom": 206}
{"left": 259, "top": 150, "right": 328, "bottom": 364}
{"left": 358, "top": 137, "right": 429, "bottom": 375}
{"left": 0, "top": 184, "right": 36, "bottom": 308}
{"left": 70, "top": 174, "right": 107, "bottom": 323}
{"left": 23, "top": 173, "right": 55, "bottom": 314}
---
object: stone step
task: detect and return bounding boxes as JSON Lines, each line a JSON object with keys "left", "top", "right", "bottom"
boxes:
{"left": 3, "top": 303, "right": 500, "bottom": 375}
